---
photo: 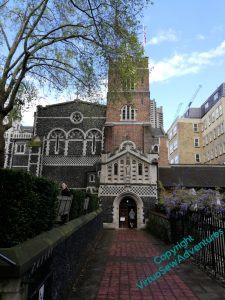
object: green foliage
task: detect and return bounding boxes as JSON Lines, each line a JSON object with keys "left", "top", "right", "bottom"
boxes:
{"left": 0, "top": 0, "right": 148, "bottom": 103}
{"left": 0, "top": 0, "right": 151, "bottom": 167}
{"left": 5, "top": 81, "right": 38, "bottom": 127}
{"left": 87, "top": 193, "right": 99, "bottom": 213}
{"left": 158, "top": 180, "right": 166, "bottom": 204}
{"left": 69, "top": 190, "right": 99, "bottom": 221}
{"left": 0, "top": 169, "right": 58, "bottom": 247}
{"left": 30, "top": 136, "right": 42, "bottom": 147}
{"left": 69, "top": 190, "right": 86, "bottom": 220}
{"left": 147, "top": 213, "right": 171, "bottom": 244}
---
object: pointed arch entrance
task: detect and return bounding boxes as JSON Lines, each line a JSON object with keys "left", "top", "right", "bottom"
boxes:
{"left": 112, "top": 192, "right": 145, "bottom": 229}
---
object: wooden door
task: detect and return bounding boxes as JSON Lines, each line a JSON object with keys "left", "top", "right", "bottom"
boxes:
{"left": 119, "top": 204, "right": 129, "bottom": 228}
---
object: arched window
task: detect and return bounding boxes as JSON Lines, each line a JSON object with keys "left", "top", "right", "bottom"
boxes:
{"left": 121, "top": 105, "right": 136, "bottom": 121}
{"left": 56, "top": 136, "right": 59, "bottom": 153}
{"left": 114, "top": 163, "right": 118, "bottom": 175}
{"left": 138, "top": 163, "right": 142, "bottom": 175}
{"left": 92, "top": 135, "right": 96, "bottom": 153}
{"left": 67, "top": 129, "right": 84, "bottom": 156}
{"left": 86, "top": 129, "right": 102, "bottom": 155}
{"left": 123, "top": 78, "right": 135, "bottom": 90}
{"left": 89, "top": 174, "right": 96, "bottom": 182}
{"left": 48, "top": 129, "right": 66, "bottom": 155}
{"left": 153, "top": 145, "right": 159, "bottom": 153}
{"left": 15, "top": 143, "right": 26, "bottom": 154}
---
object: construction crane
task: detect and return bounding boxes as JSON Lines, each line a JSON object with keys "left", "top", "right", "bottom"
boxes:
{"left": 173, "top": 102, "right": 183, "bottom": 121}
{"left": 183, "top": 84, "right": 202, "bottom": 116}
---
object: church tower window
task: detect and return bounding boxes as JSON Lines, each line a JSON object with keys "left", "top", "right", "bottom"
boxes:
{"left": 121, "top": 105, "right": 136, "bottom": 121}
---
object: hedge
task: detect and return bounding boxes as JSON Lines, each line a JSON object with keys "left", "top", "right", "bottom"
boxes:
{"left": 69, "top": 190, "right": 99, "bottom": 221}
{"left": 0, "top": 169, "right": 58, "bottom": 248}
{"left": 87, "top": 193, "right": 99, "bottom": 212}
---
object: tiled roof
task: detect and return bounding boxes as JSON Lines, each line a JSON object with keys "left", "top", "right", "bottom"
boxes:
{"left": 152, "top": 127, "right": 165, "bottom": 137}
{"left": 159, "top": 165, "right": 225, "bottom": 188}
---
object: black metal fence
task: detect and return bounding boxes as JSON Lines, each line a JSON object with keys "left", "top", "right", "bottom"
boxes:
{"left": 170, "top": 210, "right": 225, "bottom": 280}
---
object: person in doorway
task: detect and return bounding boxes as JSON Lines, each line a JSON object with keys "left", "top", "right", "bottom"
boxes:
{"left": 60, "top": 182, "right": 71, "bottom": 196}
{"left": 129, "top": 209, "right": 135, "bottom": 229}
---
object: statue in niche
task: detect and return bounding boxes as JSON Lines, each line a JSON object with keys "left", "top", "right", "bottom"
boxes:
{"left": 125, "top": 162, "right": 131, "bottom": 176}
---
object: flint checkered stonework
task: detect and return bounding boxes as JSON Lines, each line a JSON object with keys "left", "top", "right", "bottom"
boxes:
{"left": 99, "top": 185, "right": 157, "bottom": 197}
{"left": 42, "top": 156, "right": 100, "bottom": 166}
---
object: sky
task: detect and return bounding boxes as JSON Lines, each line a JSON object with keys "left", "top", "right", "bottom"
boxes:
{"left": 143, "top": 0, "right": 225, "bottom": 130}
{"left": 22, "top": 0, "right": 225, "bottom": 131}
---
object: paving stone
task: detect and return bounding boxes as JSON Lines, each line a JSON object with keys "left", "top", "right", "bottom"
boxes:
{"left": 67, "top": 229, "right": 225, "bottom": 300}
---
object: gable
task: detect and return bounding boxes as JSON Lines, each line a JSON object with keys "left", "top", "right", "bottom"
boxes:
{"left": 37, "top": 100, "right": 106, "bottom": 118}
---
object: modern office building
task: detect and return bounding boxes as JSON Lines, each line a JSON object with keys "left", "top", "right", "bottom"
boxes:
{"left": 150, "top": 99, "right": 164, "bottom": 129}
{"left": 168, "top": 83, "right": 225, "bottom": 164}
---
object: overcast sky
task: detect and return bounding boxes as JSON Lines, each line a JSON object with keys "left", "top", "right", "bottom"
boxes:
{"left": 22, "top": 0, "right": 225, "bottom": 131}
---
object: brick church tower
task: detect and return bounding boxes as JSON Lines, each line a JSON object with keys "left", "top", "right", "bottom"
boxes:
{"left": 104, "top": 57, "right": 153, "bottom": 153}
{"left": 99, "top": 57, "right": 160, "bottom": 229}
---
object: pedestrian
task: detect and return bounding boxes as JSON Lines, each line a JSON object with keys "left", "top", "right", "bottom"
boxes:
{"left": 60, "top": 182, "right": 71, "bottom": 196}
{"left": 129, "top": 209, "right": 135, "bottom": 228}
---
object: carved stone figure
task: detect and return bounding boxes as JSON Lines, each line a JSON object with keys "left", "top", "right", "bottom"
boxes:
{"left": 125, "top": 164, "right": 131, "bottom": 176}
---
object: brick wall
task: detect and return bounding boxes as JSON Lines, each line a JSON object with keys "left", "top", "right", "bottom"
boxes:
{"left": 159, "top": 136, "right": 169, "bottom": 166}
{"left": 105, "top": 93, "right": 151, "bottom": 123}
{"left": 104, "top": 124, "right": 145, "bottom": 152}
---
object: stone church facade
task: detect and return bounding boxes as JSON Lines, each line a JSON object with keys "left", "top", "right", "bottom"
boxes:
{"left": 4, "top": 57, "right": 167, "bottom": 229}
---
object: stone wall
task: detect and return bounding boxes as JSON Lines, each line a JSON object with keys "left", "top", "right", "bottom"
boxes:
{"left": 142, "top": 197, "right": 158, "bottom": 219}
{"left": 147, "top": 211, "right": 172, "bottom": 243}
{"left": 42, "top": 165, "right": 100, "bottom": 189}
{"left": 100, "top": 196, "right": 114, "bottom": 223}
{"left": 0, "top": 209, "right": 103, "bottom": 300}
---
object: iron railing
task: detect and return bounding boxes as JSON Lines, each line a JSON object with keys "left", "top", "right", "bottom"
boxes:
{"left": 170, "top": 210, "right": 225, "bottom": 280}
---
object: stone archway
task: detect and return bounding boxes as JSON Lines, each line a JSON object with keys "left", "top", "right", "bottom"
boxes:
{"left": 112, "top": 192, "right": 145, "bottom": 229}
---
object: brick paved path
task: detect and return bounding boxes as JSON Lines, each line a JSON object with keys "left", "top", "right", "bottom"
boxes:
{"left": 68, "top": 229, "right": 225, "bottom": 300}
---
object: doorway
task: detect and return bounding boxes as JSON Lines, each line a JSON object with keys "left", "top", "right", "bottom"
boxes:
{"left": 119, "top": 198, "right": 137, "bottom": 228}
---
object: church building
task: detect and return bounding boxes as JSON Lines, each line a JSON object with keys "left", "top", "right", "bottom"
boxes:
{"left": 99, "top": 58, "right": 162, "bottom": 228}
{"left": 4, "top": 57, "right": 167, "bottom": 229}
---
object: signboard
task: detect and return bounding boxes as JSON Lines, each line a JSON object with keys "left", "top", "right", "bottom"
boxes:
{"left": 120, "top": 217, "right": 125, "bottom": 222}
{"left": 39, "top": 285, "right": 44, "bottom": 300}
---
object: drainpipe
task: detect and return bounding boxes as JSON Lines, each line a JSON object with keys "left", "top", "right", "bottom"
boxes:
{"left": 156, "top": 160, "right": 159, "bottom": 204}
{"left": 152, "top": 158, "right": 159, "bottom": 204}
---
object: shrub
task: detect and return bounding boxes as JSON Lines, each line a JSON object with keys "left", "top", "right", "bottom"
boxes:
{"left": 87, "top": 193, "right": 99, "bottom": 213}
{"left": 69, "top": 190, "right": 86, "bottom": 220}
{"left": 69, "top": 190, "right": 99, "bottom": 221}
{"left": 0, "top": 169, "right": 58, "bottom": 247}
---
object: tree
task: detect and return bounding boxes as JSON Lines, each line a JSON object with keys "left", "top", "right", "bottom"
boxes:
{"left": 0, "top": 0, "right": 150, "bottom": 168}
